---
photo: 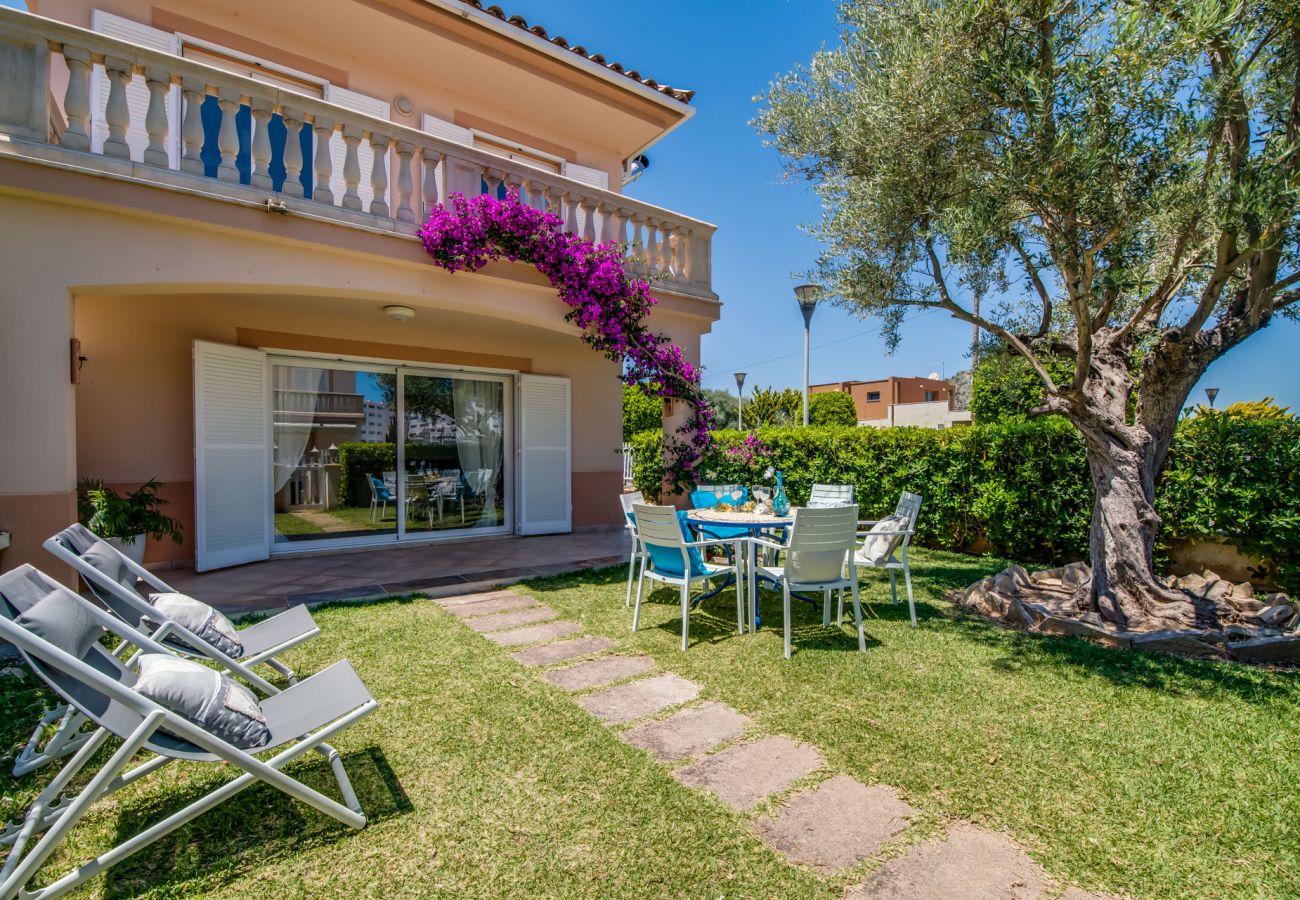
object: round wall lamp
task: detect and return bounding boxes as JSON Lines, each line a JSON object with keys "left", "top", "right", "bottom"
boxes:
{"left": 394, "top": 95, "right": 414, "bottom": 116}
{"left": 383, "top": 305, "right": 416, "bottom": 322}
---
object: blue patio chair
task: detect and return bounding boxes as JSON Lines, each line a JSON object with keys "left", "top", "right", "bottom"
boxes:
{"left": 367, "top": 474, "right": 393, "bottom": 522}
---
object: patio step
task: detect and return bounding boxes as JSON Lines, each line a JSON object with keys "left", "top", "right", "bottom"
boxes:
{"left": 541, "top": 655, "right": 656, "bottom": 692}
{"left": 576, "top": 673, "right": 701, "bottom": 725}
{"left": 619, "top": 701, "right": 747, "bottom": 761}
{"left": 754, "top": 775, "right": 913, "bottom": 872}
{"left": 463, "top": 606, "right": 558, "bottom": 633}
{"left": 847, "top": 823, "right": 1047, "bottom": 898}
{"left": 510, "top": 635, "right": 617, "bottom": 667}
{"left": 484, "top": 620, "right": 584, "bottom": 647}
{"left": 437, "top": 592, "right": 539, "bottom": 618}
{"left": 673, "top": 736, "right": 823, "bottom": 811}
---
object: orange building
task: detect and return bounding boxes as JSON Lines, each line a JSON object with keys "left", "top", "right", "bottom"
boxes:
{"left": 811, "top": 377, "right": 968, "bottom": 427}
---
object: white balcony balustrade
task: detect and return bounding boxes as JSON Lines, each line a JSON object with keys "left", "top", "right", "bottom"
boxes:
{"left": 0, "top": 7, "right": 715, "bottom": 298}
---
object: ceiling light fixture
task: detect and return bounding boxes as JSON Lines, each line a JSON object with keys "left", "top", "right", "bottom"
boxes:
{"left": 383, "top": 305, "right": 415, "bottom": 322}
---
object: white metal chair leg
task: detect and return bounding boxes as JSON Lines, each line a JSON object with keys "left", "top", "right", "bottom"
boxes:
{"left": 822, "top": 589, "right": 831, "bottom": 627}
{"left": 851, "top": 575, "right": 866, "bottom": 652}
{"left": 631, "top": 555, "right": 646, "bottom": 632}
{"left": 624, "top": 545, "right": 637, "bottom": 607}
{"left": 735, "top": 568, "right": 745, "bottom": 635}
{"left": 783, "top": 582, "right": 793, "bottom": 659}
{"left": 837, "top": 586, "right": 845, "bottom": 625}
{"left": 904, "top": 564, "right": 917, "bottom": 627}
{"left": 12, "top": 706, "right": 94, "bottom": 778}
{"left": 680, "top": 581, "right": 690, "bottom": 651}
{"left": 264, "top": 657, "right": 299, "bottom": 686}
{"left": 889, "top": 569, "right": 898, "bottom": 605}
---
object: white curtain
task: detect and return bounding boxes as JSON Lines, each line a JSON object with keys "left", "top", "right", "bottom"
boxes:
{"left": 452, "top": 379, "right": 504, "bottom": 526}
{"left": 272, "top": 366, "right": 328, "bottom": 495}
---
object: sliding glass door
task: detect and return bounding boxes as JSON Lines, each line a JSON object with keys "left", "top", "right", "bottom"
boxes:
{"left": 270, "top": 358, "right": 511, "bottom": 550}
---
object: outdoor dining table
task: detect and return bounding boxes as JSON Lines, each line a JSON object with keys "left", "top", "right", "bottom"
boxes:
{"left": 685, "top": 508, "right": 794, "bottom": 632}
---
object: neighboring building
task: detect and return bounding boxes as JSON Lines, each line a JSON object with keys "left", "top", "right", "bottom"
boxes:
{"left": 811, "top": 377, "right": 972, "bottom": 428}
{"left": 0, "top": 1, "right": 720, "bottom": 574}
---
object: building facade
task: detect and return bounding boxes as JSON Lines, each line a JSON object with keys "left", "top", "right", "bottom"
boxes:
{"left": 0, "top": 0, "right": 720, "bottom": 576}
{"left": 811, "top": 377, "right": 970, "bottom": 428}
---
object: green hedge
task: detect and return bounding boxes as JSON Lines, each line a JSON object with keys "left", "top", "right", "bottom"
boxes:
{"left": 629, "top": 417, "right": 1300, "bottom": 590}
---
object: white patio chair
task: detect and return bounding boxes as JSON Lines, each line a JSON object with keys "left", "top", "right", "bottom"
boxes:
{"left": 631, "top": 503, "right": 744, "bottom": 651}
{"left": 808, "top": 483, "right": 855, "bottom": 507}
{"left": 844, "top": 491, "right": 924, "bottom": 627}
{"left": 753, "top": 504, "right": 864, "bottom": 659}
{"left": 618, "top": 490, "right": 647, "bottom": 607}
{"left": 0, "top": 565, "right": 377, "bottom": 900}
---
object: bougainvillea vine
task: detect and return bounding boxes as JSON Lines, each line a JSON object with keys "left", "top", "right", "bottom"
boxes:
{"left": 419, "top": 189, "right": 713, "bottom": 487}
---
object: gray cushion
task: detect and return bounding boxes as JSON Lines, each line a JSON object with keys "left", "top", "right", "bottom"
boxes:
{"left": 81, "top": 541, "right": 140, "bottom": 596}
{"left": 857, "top": 514, "right": 909, "bottom": 565}
{"left": 15, "top": 587, "right": 101, "bottom": 659}
{"left": 134, "top": 653, "right": 270, "bottom": 749}
{"left": 148, "top": 592, "right": 244, "bottom": 659}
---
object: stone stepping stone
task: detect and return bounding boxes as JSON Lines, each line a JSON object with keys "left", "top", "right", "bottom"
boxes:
{"left": 848, "top": 823, "right": 1046, "bottom": 899}
{"left": 441, "top": 593, "right": 537, "bottom": 618}
{"left": 464, "top": 606, "right": 557, "bottom": 633}
{"left": 576, "top": 673, "right": 701, "bottom": 725}
{"left": 541, "top": 655, "right": 656, "bottom": 692}
{"left": 620, "top": 701, "right": 748, "bottom": 761}
{"left": 674, "top": 736, "right": 823, "bottom": 811}
{"left": 511, "top": 636, "right": 617, "bottom": 668}
{"left": 485, "top": 620, "right": 584, "bottom": 647}
{"left": 753, "top": 775, "right": 913, "bottom": 872}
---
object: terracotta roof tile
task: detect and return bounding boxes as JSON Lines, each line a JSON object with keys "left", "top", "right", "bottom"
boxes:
{"left": 455, "top": 0, "right": 695, "bottom": 104}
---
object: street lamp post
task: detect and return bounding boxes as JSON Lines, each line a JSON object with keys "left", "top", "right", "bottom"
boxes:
{"left": 734, "top": 371, "right": 747, "bottom": 430}
{"left": 1205, "top": 387, "right": 1219, "bottom": 407}
{"left": 794, "top": 283, "right": 822, "bottom": 426}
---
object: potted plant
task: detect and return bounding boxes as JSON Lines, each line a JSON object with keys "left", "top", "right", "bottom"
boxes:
{"left": 77, "top": 477, "right": 183, "bottom": 564}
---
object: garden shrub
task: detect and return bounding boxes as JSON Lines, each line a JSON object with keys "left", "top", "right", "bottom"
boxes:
{"left": 628, "top": 416, "right": 1299, "bottom": 588}
{"left": 809, "top": 391, "right": 859, "bottom": 426}
{"left": 337, "top": 443, "right": 451, "bottom": 507}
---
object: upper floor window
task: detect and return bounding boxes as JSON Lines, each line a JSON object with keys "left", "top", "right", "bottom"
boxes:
{"left": 925, "top": 390, "right": 937, "bottom": 402}
{"left": 867, "top": 391, "right": 881, "bottom": 402}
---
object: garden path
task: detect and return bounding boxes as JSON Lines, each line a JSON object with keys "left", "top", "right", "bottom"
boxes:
{"left": 433, "top": 589, "right": 1116, "bottom": 898}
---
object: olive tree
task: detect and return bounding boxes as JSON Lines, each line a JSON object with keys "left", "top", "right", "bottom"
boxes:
{"left": 757, "top": 0, "right": 1299, "bottom": 629}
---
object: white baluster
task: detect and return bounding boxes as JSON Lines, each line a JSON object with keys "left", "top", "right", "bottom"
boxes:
{"left": 418, "top": 146, "right": 440, "bottom": 220}
{"left": 682, "top": 227, "right": 695, "bottom": 284}
{"left": 526, "top": 179, "right": 546, "bottom": 211}
{"left": 60, "top": 46, "right": 91, "bottom": 152}
{"left": 564, "top": 191, "right": 580, "bottom": 234}
{"left": 341, "top": 123, "right": 362, "bottom": 211}
{"left": 581, "top": 199, "right": 598, "bottom": 242}
{"left": 141, "top": 67, "right": 170, "bottom": 167}
{"left": 102, "top": 58, "right": 132, "bottom": 159}
{"left": 545, "top": 186, "right": 563, "bottom": 216}
{"left": 627, "top": 215, "right": 644, "bottom": 274}
{"left": 281, "top": 108, "right": 305, "bottom": 196}
{"left": 249, "top": 99, "right": 274, "bottom": 189}
{"left": 216, "top": 89, "right": 240, "bottom": 182}
{"left": 312, "top": 116, "right": 335, "bottom": 204}
{"left": 369, "top": 132, "right": 390, "bottom": 217}
{"left": 611, "top": 207, "right": 629, "bottom": 249}
{"left": 180, "top": 79, "right": 205, "bottom": 175}
{"left": 658, "top": 222, "right": 675, "bottom": 277}
{"left": 644, "top": 218, "right": 659, "bottom": 275}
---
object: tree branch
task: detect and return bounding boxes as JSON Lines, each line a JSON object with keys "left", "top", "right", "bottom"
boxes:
{"left": 1010, "top": 234, "right": 1053, "bottom": 337}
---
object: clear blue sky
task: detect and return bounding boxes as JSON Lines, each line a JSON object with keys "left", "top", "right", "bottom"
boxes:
{"left": 10, "top": 0, "right": 1295, "bottom": 409}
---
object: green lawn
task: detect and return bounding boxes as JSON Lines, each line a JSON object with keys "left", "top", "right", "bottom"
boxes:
{"left": 2, "top": 550, "right": 1297, "bottom": 897}
{"left": 274, "top": 504, "right": 499, "bottom": 541}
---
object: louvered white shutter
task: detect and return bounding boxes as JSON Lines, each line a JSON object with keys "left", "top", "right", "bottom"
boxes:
{"left": 193, "top": 341, "right": 270, "bottom": 571}
{"left": 323, "top": 85, "right": 389, "bottom": 210}
{"left": 89, "top": 10, "right": 180, "bottom": 167}
{"left": 421, "top": 113, "right": 473, "bottom": 147}
{"left": 515, "top": 375, "right": 571, "bottom": 535}
{"left": 562, "top": 162, "right": 609, "bottom": 190}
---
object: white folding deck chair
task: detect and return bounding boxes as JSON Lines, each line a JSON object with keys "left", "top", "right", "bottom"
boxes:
{"left": 46, "top": 524, "right": 319, "bottom": 683}
{"left": 631, "top": 503, "right": 744, "bottom": 651}
{"left": 845, "top": 491, "right": 923, "bottom": 627}
{"left": 618, "top": 491, "right": 647, "bottom": 608}
{"left": 808, "top": 483, "right": 855, "bottom": 507}
{"left": 753, "top": 504, "right": 864, "bottom": 659}
{"left": 0, "top": 565, "right": 378, "bottom": 900}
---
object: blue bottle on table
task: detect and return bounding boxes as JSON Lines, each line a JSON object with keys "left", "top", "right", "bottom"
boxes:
{"left": 772, "top": 471, "right": 790, "bottom": 516}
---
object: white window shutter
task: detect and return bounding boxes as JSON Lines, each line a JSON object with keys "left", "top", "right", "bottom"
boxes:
{"left": 193, "top": 341, "right": 270, "bottom": 571}
{"left": 515, "top": 375, "right": 571, "bottom": 535}
{"left": 89, "top": 10, "right": 180, "bottom": 167}
{"left": 421, "top": 113, "right": 473, "bottom": 147}
{"left": 323, "top": 85, "right": 389, "bottom": 210}
{"left": 562, "top": 162, "right": 609, "bottom": 190}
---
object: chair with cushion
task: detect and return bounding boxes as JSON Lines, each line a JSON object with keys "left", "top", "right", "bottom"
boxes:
{"left": 368, "top": 474, "right": 393, "bottom": 522}
{"left": 618, "top": 491, "right": 647, "bottom": 608}
{"left": 0, "top": 564, "right": 377, "bottom": 900}
{"left": 753, "top": 504, "right": 864, "bottom": 659}
{"left": 631, "top": 503, "right": 744, "bottom": 651}
{"left": 846, "top": 491, "right": 923, "bottom": 627}
{"left": 688, "top": 485, "right": 752, "bottom": 561}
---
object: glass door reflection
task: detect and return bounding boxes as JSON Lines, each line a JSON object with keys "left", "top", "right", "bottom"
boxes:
{"left": 403, "top": 372, "right": 506, "bottom": 535}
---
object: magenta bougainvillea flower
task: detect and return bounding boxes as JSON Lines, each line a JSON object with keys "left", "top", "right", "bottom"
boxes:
{"left": 419, "top": 189, "right": 713, "bottom": 484}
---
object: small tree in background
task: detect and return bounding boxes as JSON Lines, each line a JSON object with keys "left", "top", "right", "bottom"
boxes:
{"left": 622, "top": 383, "right": 662, "bottom": 441}
{"left": 744, "top": 386, "right": 803, "bottom": 426}
{"left": 758, "top": 0, "right": 1299, "bottom": 629}
{"left": 970, "top": 345, "right": 1072, "bottom": 424}
{"left": 701, "top": 387, "right": 739, "bottom": 430}
{"left": 810, "top": 390, "right": 860, "bottom": 426}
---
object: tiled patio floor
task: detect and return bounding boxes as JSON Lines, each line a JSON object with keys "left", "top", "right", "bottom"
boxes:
{"left": 161, "top": 528, "right": 630, "bottom": 615}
